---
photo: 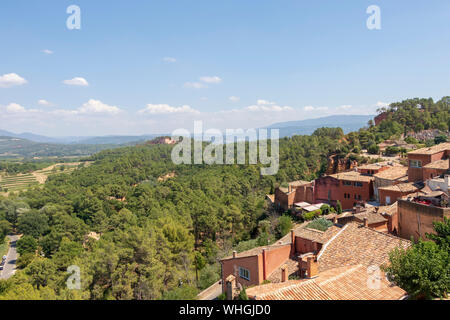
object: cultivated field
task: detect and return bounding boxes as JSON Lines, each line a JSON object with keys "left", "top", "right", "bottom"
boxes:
{"left": 0, "top": 162, "right": 88, "bottom": 196}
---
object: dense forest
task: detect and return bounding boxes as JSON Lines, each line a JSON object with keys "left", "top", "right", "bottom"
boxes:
{"left": 0, "top": 96, "right": 448, "bottom": 300}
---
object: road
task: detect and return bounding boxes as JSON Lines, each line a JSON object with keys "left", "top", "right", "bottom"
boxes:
{"left": 0, "top": 235, "right": 19, "bottom": 280}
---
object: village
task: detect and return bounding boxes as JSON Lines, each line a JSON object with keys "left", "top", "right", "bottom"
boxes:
{"left": 219, "top": 140, "right": 450, "bottom": 300}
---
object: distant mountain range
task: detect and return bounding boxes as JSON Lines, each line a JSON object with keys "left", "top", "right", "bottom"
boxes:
{"left": 0, "top": 115, "right": 374, "bottom": 156}
{"left": 265, "top": 115, "right": 374, "bottom": 137}
{"left": 0, "top": 129, "right": 164, "bottom": 145}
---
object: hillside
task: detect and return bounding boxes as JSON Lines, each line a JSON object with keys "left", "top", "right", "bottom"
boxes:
{"left": 0, "top": 136, "right": 123, "bottom": 159}
{"left": 0, "top": 96, "right": 448, "bottom": 300}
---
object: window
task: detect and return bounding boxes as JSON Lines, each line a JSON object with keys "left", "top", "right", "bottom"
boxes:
{"left": 386, "top": 196, "right": 391, "bottom": 205}
{"left": 410, "top": 160, "right": 422, "bottom": 168}
{"left": 343, "top": 181, "right": 352, "bottom": 186}
{"left": 239, "top": 267, "right": 250, "bottom": 281}
{"left": 354, "top": 182, "right": 363, "bottom": 187}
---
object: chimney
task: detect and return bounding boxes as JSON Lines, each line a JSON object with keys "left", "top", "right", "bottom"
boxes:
{"left": 307, "top": 256, "right": 319, "bottom": 278}
{"left": 333, "top": 216, "right": 338, "bottom": 224}
{"left": 281, "top": 265, "right": 288, "bottom": 283}
{"left": 225, "top": 275, "right": 236, "bottom": 300}
{"left": 290, "top": 229, "right": 295, "bottom": 256}
{"left": 363, "top": 218, "right": 369, "bottom": 227}
{"left": 232, "top": 251, "right": 237, "bottom": 259}
{"left": 445, "top": 175, "right": 450, "bottom": 188}
{"left": 262, "top": 249, "right": 268, "bottom": 280}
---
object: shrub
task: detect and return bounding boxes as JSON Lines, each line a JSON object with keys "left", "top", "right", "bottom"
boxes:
{"left": 307, "top": 218, "right": 333, "bottom": 232}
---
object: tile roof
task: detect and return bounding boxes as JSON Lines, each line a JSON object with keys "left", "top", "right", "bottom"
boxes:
{"left": 423, "top": 159, "right": 449, "bottom": 170}
{"left": 329, "top": 171, "right": 374, "bottom": 183}
{"left": 354, "top": 210, "right": 388, "bottom": 224}
{"left": 374, "top": 166, "right": 408, "bottom": 180}
{"left": 377, "top": 202, "right": 398, "bottom": 216}
{"left": 247, "top": 264, "right": 406, "bottom": 300}
{"left": 408, "top": 142, "right": 450, "bottom": 155}
{"left": 378, "top": 183, "right": 419, "bottom": 193}
{"left": 289, "top": 180, "right": 312, "bottom": 187}
{"left": 317, "top": 222, "right": 411, "bottom": 272}
{"left": 294, "top": 225, "right": 343, "bottom": 244}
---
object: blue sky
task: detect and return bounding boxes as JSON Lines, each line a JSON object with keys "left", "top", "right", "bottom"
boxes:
{"left": 1, "top": 0, "right": 450, "bottom": 136}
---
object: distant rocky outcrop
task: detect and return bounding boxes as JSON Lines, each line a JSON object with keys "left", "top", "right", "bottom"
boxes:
{"left": 326, "top": 154, "right": 358, "bottom": 175}
{"left": 407, "top": 129, "right": 450, "bottom": 141}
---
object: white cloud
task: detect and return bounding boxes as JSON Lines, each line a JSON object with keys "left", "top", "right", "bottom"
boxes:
{"left": 42, "top": 49, "right": 53, "bottom": 55}
{"left": 63, "top": 77, "right": 89, "bottom": 87}
{"left": 200, "top": 76, "right": 222, "bottom": 84}
{"left": 77, "top": 99, "right": 121, "bottom": 115}
{"left": 139, "top": 104, "right": 199, "bottom": 115}
{"left": 246, "top": 100, "right": 293, "bottom": 112}
{"left": 5, "top": 103, "right": 26, "bottom": 113}
{"left": 163, "top": 57, "right": 177, "bottom": 63}
{"left": 229, "top": 96, "right": 240, "bottom": 102}
{"left": 184, "top": 82, "right": 208, "bottom": 89}
{"left": 338, "top": 105, "right": 352, "bottom": 110}
{"left": 304, "top": 106, "right": 329, "bottom": 111}
{"left": 38, "top": 99, "right": 53, "bottom": 107}
{"left": 376, "top": 101, "right": 390, "bottom": 108}
{"left": 0, "top": 73, "right": 28, "bottom": 88}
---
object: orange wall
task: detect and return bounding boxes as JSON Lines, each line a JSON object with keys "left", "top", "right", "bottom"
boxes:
{"left": 398, "top": 200, "right": 450, "bottom": 241}
{"left": 221, "top": 255, "right": 262, "bottom": 289}
{"left": 264, "top": 245, "right": 292, "bottom": 279}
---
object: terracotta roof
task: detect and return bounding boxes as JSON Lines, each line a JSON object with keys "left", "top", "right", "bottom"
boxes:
{"left": 289, "top": 180, "right": 312, "bottom": 187}
{"left": 294, "top": 225, "right": 343, "bottom": 244}
{"left": 247, "top": 264, "right": 406, "bottom": 300}
{"left": 374, "top": 166, "right": 408, "bottom": 180}
{"left": 354, "top": 210, "right": 388, "bottom": 224}
{"left": 329, "top": 171, "right": 374, "bottom": 183}
{"left": 378, "top": 183, "right": 418, "bottom": 193}
{"left": 317, "top": 222, "right": 411, "bottom": 272}
{"left": 408, "top": 142, "right": 450, "bottom": 155}
{"left": 377, "top": 202, "right": 398, "bottom": 217}
{"left": 222, "top": 243, "right": 290, "bottom": 260}
{"left": 423, "top": 159, "right": 449, "bottom": 170}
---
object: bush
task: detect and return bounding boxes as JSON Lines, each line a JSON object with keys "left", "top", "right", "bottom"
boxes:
{"left": 238, "top": 287, "right": 249, "bottom": 300}
{"left": 307, "top": 218, "right": 333, "bottom": 232}
{"left": 277, "top": 215, "right": 293, "bottom": 237}
{"left": 368, "top": 144, "right": 380, "bottom": 155}
{"left": 303, "top": 210, "right": 321, "bottom": 221}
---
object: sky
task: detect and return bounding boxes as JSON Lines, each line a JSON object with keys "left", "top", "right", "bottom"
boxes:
{"left": 1, "top": 0, "right": 450, "bottom": 137}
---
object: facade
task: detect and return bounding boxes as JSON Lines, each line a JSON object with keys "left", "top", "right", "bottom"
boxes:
{"left": 273, "top": 181, "right": 314, "bottom": 211}
{"left": 314, "top": 171, "right": 374, "bottom": 210}
{"left": 378, "top": 183, "right": 419, "bottom": 205}
{"left": 398, "top": 198, "right": 450, "bottom": 241}
{"left": 373, "top": 166, "right": 408, "bottom": 201}
{"left": 407, "top": 143, "right": 450, "bottom": 182}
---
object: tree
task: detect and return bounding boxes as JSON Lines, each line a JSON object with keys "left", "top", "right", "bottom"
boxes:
{"left": 383, "top": 241, "right": 449, "bottom": 299}
{"left": 434, "top": 135, "right": 448, "bottom": 145}
{"left": 0, "top": 220, "right": 12, "bottom": 241}
{"left": 277, "top": 215, "right": 292, "bottom": 237}
{"left": 336, "top": 201, "right": 343, "bottom": 215}
{"left": 426, "top": 218, "right": 450, "bottom": 251}
{"left": 17, "top": 210, "right": 49, "bottom": 238}
{"left": 16, "top": 235, "right": 38, "bottom": 255}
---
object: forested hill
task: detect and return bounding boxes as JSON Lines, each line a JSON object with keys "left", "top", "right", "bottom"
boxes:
{"left": 0, "top": 96, "right": 448, "bottom": 300}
